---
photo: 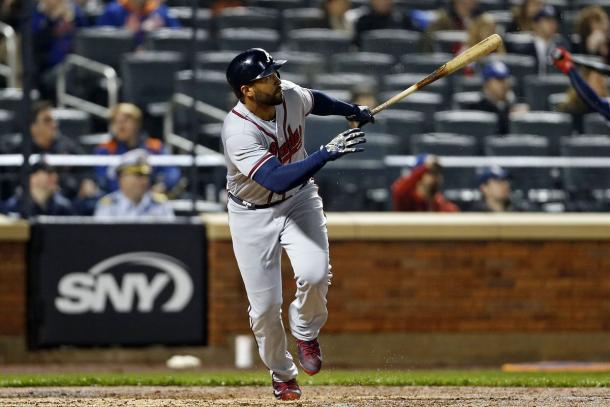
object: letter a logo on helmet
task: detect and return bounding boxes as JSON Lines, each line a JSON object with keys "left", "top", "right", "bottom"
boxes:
{"left": 226, "top": 48, "right": 287, "bottom": 96}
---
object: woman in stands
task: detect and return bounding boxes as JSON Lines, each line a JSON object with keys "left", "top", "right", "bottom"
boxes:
{"left": 507, "top": 0, "right": 544, "bottom": 33}
{"left": 575, "top": 6, "right": 610, "bottom": 64}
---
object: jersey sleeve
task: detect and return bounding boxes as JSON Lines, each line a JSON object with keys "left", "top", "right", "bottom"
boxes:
{"left": 225, "top": 133, "right": 275, "bottom": 179}
{"left": 283, "top": 80, "right": 314, "bottom": 116}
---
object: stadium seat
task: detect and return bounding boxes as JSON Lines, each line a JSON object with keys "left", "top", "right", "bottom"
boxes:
{"left": 477, "top": 0, "right": 509, "bottom": 11}
{"left": 304, "top": 115, "right": 349, "bottom": 153}
{"left": 452, "top": 91, "right": 483, "bottom": 110}
{"left": 547, "top": 92, "right": 567, "bottom": 111}
{"left": 431, "top": 30, "right": 468, "bottom": 54}
{"left": 454, "top": 75, "right": 483, "bottom": 93}
{"left": 383, "top": 73, "right": 450, "bottom": 102}
{"left": 282, "top": 8, "right": 326, "bottom": 35}
{"left": 0, "top": 88, "right": 30, "bottom": 132}
{"left": 167, "top": 7, "right": 212, "bottom": 30}
{"left": 175, "top": 69, "right": 234, "bottom": 111}
{"left": 216, "top": 7, "right": 280, "bottom": 31}
{"left": 196, "top": 51, "right": 236, "bottom": 72}
{"left": 383, "top": 109, "right": 425, "bottom": 153}
{"left": 503, "top": 32, "right": 535, "bottom": 55}
{"left": 288, "top": 29, "right": 352, "bottom": 55}
{"left": 561, "top": 136, "right": 610, "bottom": 191}
{"left": 121, "top": 51, "right": 183, "bottom": 109}
{"left": 411, "top": 132, "right": 479, "bottom": 189}
{"left": 273, "top": 51, "right": 326, "bottom": 79}
{"left": 378, "top": 91, "right": 442, "bottom": 131}
{"left": 361, "top": 29, "right": 422, "bottom": 59}
{"left": 0, "top": 110, "right": 14, "bottom": 137}
{"left": 509, "top": 111, "right": 573, "bottom": 155}
{"left": 280, "top": 72, "right": 309, "bottom": 88}
{"left": 484, "top": 134, "right": 557, "bottom": 191}
{"left": 583, "top": 113, "right": 610, "bottom": 136}
{"left": 52, "top": 109, "right": 91, "bottom": 140}
{"left": 218, "top": 28, "right": 280, "bottom": 52}
{"left": 434, "top": 110, "right": 499, "bottom": 151}
{"left": 400, "top": 53, "right": 453, "bottom": 74}
{"left": 74, "top": 27, "right": 134, "bottom": 69}
{"left": 313, "top": 73, "right": 378, "bottom": 92}
{"left": 250, "top": 0, "right": 309, "bottom": 9}
{"left": 524, "top": 74, "right": 570, "bottom": 111}
{"left": 396, "top": 0, "right": 439, "bottom": 10}
{"left": 343, "top": 132, "right": 399, "bottom": 160}
{"left": 331, "top": 52, "right": 396, "bottom": 78}
{"left": 145, "top": 29, "right": 214, "bottom": 68}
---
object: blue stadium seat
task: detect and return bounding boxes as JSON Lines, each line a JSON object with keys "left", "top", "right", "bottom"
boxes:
{"left": 378, "top": 91, "right": 442, "bottom": 131}
{"left": 509, "top": 111, "right": 573, "bottom": 155}
{"left": 382, "top": 109, "right": 425, "bottom": 153}
{"left": 361, "top": 29, "right": 422, "bottom": 59}
{"left": 331, "top": 52, "right": 396, "bottom": 77}
{"left": 196, "top": 51, "right": 237, "bottom": 72}
{"left": 146, "top": 29, "right": 214, "bottom": 69}
{"left": 583, "top": 113, "right": 610, "bottom": 136}
{"left": 0, "top": 110, "right": 14, "bottom": 137}
{"left": 434, "top": 110, "right": 499, "bottom": 152}
{"left": 167, "top": 7, "right": 212, "bottom": 30}
{"left": 52, "top": 109, "right": 91, "bottom": 140}
{"left": 282, "top": 8, "right": 326, "bottom": 35}
{"left": 216, "top": 7, "right": 280, "bottom": 30}
{"left": 313, "top": 73, "right": 378, "bottom": 92}
{"left": 431, "top": 30, "right": 467, "bottom": 53}
{"left": 75, "top": 27, "right": 134, "bottom": 69}
{"left": 218, "top": 28, "right": 280, "bottom": 52}
{"left": 304, "top": 115, "right": 349, "bottom": 153}
{"left": 524, "top": 74, "right": 570, "bottom": 111}
{"left": 288, "top": 29, "right": 352, "bottom": 55}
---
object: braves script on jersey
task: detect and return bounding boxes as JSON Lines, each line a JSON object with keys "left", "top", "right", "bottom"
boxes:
{"left": 222, "top": 80, "right": 313, "bottom": 204}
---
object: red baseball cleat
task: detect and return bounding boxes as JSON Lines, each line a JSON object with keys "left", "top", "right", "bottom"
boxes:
{"left": 272, "top": 377, "right": 301, "bottom": 400}
{"left": 296, "top": 338, "right": 322, "bottom": 376}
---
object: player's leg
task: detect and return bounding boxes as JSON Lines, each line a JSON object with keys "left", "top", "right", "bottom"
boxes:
{"left": 228, "top": 200, "right": 298, "bottom": 382}
{"left": 280, "top": 183, "right": 332, "bottom": 344}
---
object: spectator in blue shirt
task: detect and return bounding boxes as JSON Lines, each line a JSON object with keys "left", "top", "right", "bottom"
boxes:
{"left": 96, "top": 0, "right": 179, "bottom": 45}
{"left": 32, "top": 0, "right": 88, "bottom": 98}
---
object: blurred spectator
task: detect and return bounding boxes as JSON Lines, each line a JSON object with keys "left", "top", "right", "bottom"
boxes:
{"left": 391, "top": 154, "right": 459, "bottom": 212}
{"left": 96, "top": 0, "right": 179, "bottom": 45}
{"left": 0, "top": 0, "right": 20, "bottom": 28}
{"left": 525, "top": 5, "right": 570, "bottom": 74}
{"left": 576, "top": 6, "right": 610, "bottom": 64}
{"left": 507, "top": 0, "right": 544, "bottom": 33}
{"left": 466, "top": 61, "right": 528, "bottom": 134}
{"left": 354, "top": 0, "right": 414, "bottom": 47}
{"left": 323, "top": 0, "right": 355, "bottom": 35}
{"left": 32, "top": 0, "right": 89, "bottom": 99}
{"left": 94, "top": 149, "right": 174, "bottom": 219}
{"left": 94, "top": 103, "right": 181, "bottom": 194}
{"left": 554, "top": 48, "right": 610, "bottom": 121}
{"left": 10, "top": 100, "right": 83, "bottom": 155}
{"left": 457, "top": 13, "right": 505, "bottom": 74}
{"left": 471, "top": 167, "right": 522, "bottom": 212}
{"left": 426, "top": 0, "right": 480, "bottom": 35}
{"left": 4, "top": 162, "right": 74, "bottom": 217}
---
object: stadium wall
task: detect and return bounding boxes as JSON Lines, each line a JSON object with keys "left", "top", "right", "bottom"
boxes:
{"left": 3, "top": 215, "right": 610, "bottom": 366}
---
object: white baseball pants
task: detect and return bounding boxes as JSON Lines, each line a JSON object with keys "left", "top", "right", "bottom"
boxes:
{"left": 228, "top": 182, "right": 331, "bottom": 381}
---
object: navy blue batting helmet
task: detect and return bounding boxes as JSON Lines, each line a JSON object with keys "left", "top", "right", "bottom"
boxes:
{"left": 226, "top": 48, "right": 286, "bottom": 98}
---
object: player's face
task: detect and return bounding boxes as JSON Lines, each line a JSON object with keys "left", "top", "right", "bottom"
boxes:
{"left": 250, "top": 73, "right": 283, "bottom": 106}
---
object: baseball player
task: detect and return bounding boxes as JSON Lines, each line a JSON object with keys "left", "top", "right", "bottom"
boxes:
{"left": 222, "top": 48, "right": 373, "bottom": 401}
{"left": 553, "top": 47, "right": 610, "bottom": 121}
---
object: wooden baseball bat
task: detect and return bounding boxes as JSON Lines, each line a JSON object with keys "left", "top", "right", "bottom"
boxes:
{"left": 370, "top": 33, "right": 504, "bottom": 116}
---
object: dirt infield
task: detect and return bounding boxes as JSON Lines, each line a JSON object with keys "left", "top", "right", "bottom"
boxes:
{"left": 2, "top": 386, "right": 610, "bottom": 406}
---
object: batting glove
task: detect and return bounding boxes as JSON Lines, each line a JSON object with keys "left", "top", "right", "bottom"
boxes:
{"left": 552, "top": 47, "right": 574, "bottom": 75}
{"left": 346, "top": 105, "right": 375, "bottom": 127}
{"left": 322, "top": 128, "right": 366, "bottom": 161}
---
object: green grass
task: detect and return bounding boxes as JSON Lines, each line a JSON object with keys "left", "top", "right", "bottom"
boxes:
{"left": 4, "top": 370, "right": 610, "bottom": 388}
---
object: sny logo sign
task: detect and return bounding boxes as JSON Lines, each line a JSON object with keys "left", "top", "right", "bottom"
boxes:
{"left": 55, "top": 252, "right": 193, "bottom": 314}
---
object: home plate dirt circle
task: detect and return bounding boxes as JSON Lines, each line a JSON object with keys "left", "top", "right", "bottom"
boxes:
{"left": 2, "top": 386, "right": 610, "bottom": 406}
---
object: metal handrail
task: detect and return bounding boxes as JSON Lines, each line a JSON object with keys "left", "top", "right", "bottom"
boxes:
{"left": 56, "top": 54, "right": 119, "bottom": 119}
{"left": 163, "top": 92, "right": 226, "bottom": 155}
{"left": 0, "top": 22, "right": 18, "bottom": 88}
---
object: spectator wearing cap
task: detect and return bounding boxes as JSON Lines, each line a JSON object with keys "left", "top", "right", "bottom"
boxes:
{"left": 96, "top": 0, "right": 179, "bottom": 45}
{"left": 94, "top": 149, "right": 175, "bottom": 219}
{"left": 471, "top": 167, "right": 519, "bottom": 212}
{"left": 4, "top": 162, "right": 74, "bottom": 218}
{"left": 94, "top": 103, "right": 181, "bottom": 194}
{"left": 391, "top": 154, "right": 459, "bottom": 212}
{"left": 525, "top": 5, "right": 570, "bottom": 74}
{"left": 466, "top": 61, "right": 528, "bottom": 134}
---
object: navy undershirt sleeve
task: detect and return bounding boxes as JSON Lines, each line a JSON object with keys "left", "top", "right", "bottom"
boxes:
{"left": 310, "top": 89, "right": 357, "bottom": 117}
{"left": 252, "top": 148, "right": 331, "bottom": 194}
{"left": 568, "top": 68, "right": 610, "bottom": 121}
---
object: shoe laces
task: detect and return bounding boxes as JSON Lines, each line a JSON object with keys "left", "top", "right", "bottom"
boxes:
{"left": 298, "top": 339, "right": 320, "bottom": 358}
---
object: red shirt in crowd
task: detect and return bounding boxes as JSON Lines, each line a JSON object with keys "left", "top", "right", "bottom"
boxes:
{"left": 391, "top": 165, "right": 460, "bottom": 212}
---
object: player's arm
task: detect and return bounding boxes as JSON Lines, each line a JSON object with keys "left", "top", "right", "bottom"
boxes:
{"left": 553, "top": 48, "right": 610, "bottom": 121}
{"left": 309, "top": 90, "right": 375, "bottom": 126}
{"left": 253, "top": 129, "right": 366, "bottom": 194}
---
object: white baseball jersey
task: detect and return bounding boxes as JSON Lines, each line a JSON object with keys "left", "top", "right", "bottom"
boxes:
{"left": 221, "top": 80, "right": 314, "bottom": 205}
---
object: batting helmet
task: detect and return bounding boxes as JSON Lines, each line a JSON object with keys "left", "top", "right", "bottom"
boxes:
{"left": 226, "top": 48, "right": 286, "bottom": 98}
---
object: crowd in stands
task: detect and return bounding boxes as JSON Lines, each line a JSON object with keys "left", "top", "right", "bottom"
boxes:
{"left": 1, "top": 0, "right": 610, "bottom": 217}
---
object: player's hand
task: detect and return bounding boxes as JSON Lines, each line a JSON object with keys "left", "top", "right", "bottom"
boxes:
{"left": 552, "top": 47, "right": 574, "bottom": 74}
{"left": 322, "top": 128, "right": 366, "bottom": 161}
{"left": 346, "top": 105, "right": 375, "bottom": 127}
